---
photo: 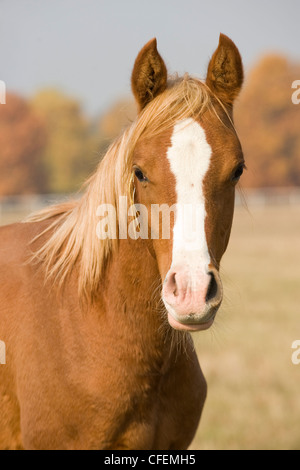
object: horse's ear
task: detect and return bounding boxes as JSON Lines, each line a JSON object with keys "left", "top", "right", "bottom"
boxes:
{"left": 206, "top": 34, "right": 244, "bottom": 107}
{"left": 131, "top": 38, "right": 168, "bottom": 112}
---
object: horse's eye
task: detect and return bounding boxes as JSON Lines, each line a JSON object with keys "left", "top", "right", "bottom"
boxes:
{"left": 134, "top": 168, "right": 148, "bottom": 182}
{"left": 231, "top": 164, "right": 245, "bottom": 182}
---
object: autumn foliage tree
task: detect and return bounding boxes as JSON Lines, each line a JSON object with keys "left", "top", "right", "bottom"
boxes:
{"left": 0, "top": 93, "right": 46, "bottom": 195}
{"left": 97, "top": 98, "right": 137, "bottom": 145}
{"left": 235, "top": 54, "right": 300, "bottom": 187}
{"left": 1, "top": 54, "right": 299, "bottom": 197}
{"left": 31, "top": 89, "right": 98, "bottom": 194}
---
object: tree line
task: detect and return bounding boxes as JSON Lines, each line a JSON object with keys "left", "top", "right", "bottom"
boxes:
{"left": 0, "top": 53, "right": 299, "bottom": 196}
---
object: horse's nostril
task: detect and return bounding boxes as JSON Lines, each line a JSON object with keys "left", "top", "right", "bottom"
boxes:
{"left": 171, "top": 272, "right": 178, "bottom": 297}
{"left": 206, "top": 272, "right": 218, "bottom": 304}
{"left": 165, "top": 272, "right": 178, "bottom": 297}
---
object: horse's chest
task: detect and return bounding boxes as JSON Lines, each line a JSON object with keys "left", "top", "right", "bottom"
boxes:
{"left": 20, "top": 331, "right": 204, "bottom": 450}
{"left": 22, "top": 366, "right": 175, "bottom": 449}
{"left": 78, "top": 371, "right": 174, "bottom": 449}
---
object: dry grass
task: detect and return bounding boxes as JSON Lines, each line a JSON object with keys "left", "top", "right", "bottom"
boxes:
{"left": 191, "top": 203, "right": 300, "bottom": 450}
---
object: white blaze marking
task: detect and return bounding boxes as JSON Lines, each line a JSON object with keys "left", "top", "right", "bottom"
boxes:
{"left": 166, "top": 118, "right": 212, "bottom": 281}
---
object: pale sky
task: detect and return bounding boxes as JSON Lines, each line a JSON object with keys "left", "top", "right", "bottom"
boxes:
{"left": 1, "top": 0, "right": 299, "bottom": 116}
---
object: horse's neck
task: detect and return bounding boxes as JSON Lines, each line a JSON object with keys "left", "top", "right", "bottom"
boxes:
{"left": 105, "top": 238, "right": 162, "bottom": 326}
{"left": 101, "top": 237, "right": 171, "bottom": 366}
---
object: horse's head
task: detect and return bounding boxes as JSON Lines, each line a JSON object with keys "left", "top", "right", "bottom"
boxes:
{"left": 131, "top": 35, "right": 244, "bottom": 331}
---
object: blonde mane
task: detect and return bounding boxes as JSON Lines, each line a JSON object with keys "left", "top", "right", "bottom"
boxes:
{"left": 26, "top": 76, "right": 222, "bottom": 298}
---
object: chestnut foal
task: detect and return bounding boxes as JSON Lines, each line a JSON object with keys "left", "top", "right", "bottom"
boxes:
{"left": 0, "top": 34, "right": 244, "bottom": 449}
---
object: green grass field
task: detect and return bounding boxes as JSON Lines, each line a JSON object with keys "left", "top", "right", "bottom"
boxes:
{"left": 1, "top": 202, "right": 299, "bottom": 449}
{"left": 191, "top": 203, "right": 300, "bottom": 450}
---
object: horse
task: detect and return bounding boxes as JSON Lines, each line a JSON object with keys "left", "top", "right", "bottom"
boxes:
{"left": 0, "top": 34, "right": 244, "bottom": 450}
